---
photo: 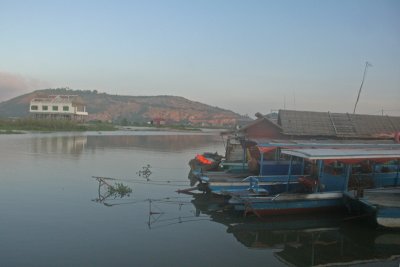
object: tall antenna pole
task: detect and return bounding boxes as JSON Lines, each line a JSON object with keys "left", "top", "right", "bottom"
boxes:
{"left": 284, "top": 95, "right": 286, "bottom": 110}
{"left": 353, "top": 61, "right": 372, "bottom": 114}
{"left": 293, "top": 90, "right": 296, "bottom": 110}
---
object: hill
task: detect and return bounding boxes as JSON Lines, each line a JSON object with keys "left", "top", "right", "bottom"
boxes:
{"left": 0, "top": 88, "right": 243, "bottom": 126}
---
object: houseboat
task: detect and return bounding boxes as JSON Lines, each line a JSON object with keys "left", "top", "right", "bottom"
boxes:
{"left": 196, "top": 141, "right": 400, "bottom": 195}
{"left": 228, "top": 147, "right": 400, "bottom": 217}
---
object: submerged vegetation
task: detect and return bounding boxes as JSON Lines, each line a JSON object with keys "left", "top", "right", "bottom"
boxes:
{"left": 0, "top": 118, "right": 116, "bottom": 132}
{"left": 107, "top": 182, "right": 133, "bottom": 198}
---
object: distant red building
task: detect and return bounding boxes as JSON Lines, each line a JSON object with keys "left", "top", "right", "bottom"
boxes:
{"left": 151, "top": 117, "right": 166, "bottom": 126}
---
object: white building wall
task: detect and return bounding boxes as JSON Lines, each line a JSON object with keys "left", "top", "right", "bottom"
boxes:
{"left": 30, "top": 102, "right": 76, "bottom": 114}
{"left": 29, "top": 96, "right": 88, "bottom": 121}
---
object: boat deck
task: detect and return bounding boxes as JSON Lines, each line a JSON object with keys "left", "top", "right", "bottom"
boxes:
{"left": 363, "top": 187, "right": 400, "bottom": 207}
{"left": 348, "top": 187, "right": 400, "bottom": 207}
{"left": 203, "top": 172, "right": 253, "bottom": 182}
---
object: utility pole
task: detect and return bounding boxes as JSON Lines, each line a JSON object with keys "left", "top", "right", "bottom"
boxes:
{"left": 353, "top": 61, "right": 372, "bottom": 114}
{"left": 284, "top": 95, "right": 286, "bottom": 110}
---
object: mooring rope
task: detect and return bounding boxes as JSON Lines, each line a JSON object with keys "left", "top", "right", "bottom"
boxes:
{"left": 92, "top": 175, "right": 191, "bottom": 187}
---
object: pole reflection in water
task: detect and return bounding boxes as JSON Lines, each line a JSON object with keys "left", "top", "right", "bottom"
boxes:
{"left": 146, "top": 198, "right": 210, "bottom": 230}
{"left": 91, "top": 176, "right": 210, "bottom": 229}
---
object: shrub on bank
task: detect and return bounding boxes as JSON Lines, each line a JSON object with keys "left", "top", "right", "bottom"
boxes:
{"left": 0, "top": 118, "right": 116, "bottom": 131}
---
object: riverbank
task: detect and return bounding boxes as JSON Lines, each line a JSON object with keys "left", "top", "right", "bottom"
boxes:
{"left": 0, "top": 118, "right": 116, "bottom": 132}
{"left": 0, "top": 119, "right": 224, "bottom": 134}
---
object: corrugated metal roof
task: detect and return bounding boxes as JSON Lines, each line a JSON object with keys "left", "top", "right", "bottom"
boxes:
{"left": 279, "top": 110, "right": 336, "bottom": 136}
{"left": 281, "top": 148, "right": 400, "bottom": 160}
{"left": 278, "top": 110, "right": 400, "bottom": 138}
{"left": 247, "top": 138, "right": 398, "bottom": 146}
{"left": 255, "top": 142, "right": 400, "bottom": 149}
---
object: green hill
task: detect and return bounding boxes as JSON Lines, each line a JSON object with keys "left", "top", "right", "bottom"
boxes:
{"left": 0, "top": 88, "right": 243, "bottom": 126}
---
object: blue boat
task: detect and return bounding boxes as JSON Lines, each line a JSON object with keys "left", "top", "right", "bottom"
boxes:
{"left": 228, "top": 147, "right": 400, "bottom": 217}
{"left": 199, "top": 175, "right": 306, "bottom": 195}
{"left": 195, "top": 141, "right": 400, "bottom": 195}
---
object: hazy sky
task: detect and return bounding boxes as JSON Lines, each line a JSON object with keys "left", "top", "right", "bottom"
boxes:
{"left": 1, "top": 0, "right": 399, "bottom": 116}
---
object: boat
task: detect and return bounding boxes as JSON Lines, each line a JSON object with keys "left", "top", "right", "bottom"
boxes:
{"left": 188, "top": 152, "right": 223, "bottom": 172}
{"left": 195, "top": 141, "right": 400, "bottom": 195}
{"left": 198, "top": 174, "right": 306, "bottom": 195}
{"left": 344, "top": 187, "right": 400, "bottom": 228}
{"left": 228, "top": 147, "right": 400, "bottom": 217}
{"left": 192, "top": 141, "right": 332, "bottom": 194}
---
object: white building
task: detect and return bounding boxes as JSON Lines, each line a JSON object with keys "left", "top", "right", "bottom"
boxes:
{"left": 29, "top": 95, "right": 88, "bottom": 121}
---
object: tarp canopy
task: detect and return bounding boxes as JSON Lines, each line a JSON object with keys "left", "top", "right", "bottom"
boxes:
{"left": 281, "top": 148, "right": 400, "bottom": 161}
{"left": 324, "top": 157, "right": 397, "bottom": 165}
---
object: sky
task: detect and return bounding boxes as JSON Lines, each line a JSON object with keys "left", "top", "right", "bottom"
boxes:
{"left": 0, "top": 0, "right": 399, "bottom": 117}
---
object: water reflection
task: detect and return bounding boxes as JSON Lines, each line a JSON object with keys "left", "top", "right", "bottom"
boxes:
{"left": 86, "top": 134, "right": 220, "bottom": 152}
{"left": 87, "top": 171, "right": 400, "bottom": 266}
{"left": 146, "top": 198, "right": 210, "bottom": 230}
{"left": 4, "top": 132, "right": 399, "bottom": 267}
{"left": 190, "top": 194, "right": 400, "bottom": 267}
{"left": 274, "top": 227, "right": 400, "bottom": 267}
{"left": 29, "top": 133, "right": 220, "bottom": 157}
{"left": 30, "top": 135, "right": 87, "bottom": 157}
{"left": 90, "top": 178, "right": 210, "bottom": 229}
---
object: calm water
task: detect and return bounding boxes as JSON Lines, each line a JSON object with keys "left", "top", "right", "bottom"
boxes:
{"left": 1, "top": 132, "right": 399, "bottom": 267}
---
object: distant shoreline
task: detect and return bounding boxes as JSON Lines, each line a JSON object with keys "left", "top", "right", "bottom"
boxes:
{"left": 0, "top": 124, "right": 223, "bottom": 135}
{"left": 0, "top": 130, "right": 26, "bottom": 134}
{"left": 0, "top": 118, "right": 116, "bottom": 133}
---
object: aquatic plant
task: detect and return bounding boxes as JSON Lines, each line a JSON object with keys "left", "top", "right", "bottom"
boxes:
{"left": 107, "top": 182, "right": 132, "bottom": 198}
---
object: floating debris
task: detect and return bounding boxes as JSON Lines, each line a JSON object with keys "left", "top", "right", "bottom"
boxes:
{"left": 137, "top": 164, "right": 152, "bottom": 181}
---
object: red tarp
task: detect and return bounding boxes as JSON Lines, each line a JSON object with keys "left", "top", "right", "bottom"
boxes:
{"left": 196, "top": 154, "right": 213, "bottom": 165}
{"left": 257, "top": 147, "right": 277, "bottom": 153}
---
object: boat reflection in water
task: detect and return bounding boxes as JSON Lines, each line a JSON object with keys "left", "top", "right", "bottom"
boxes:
{"left": 191, "top": 194, "right": 400, "bottom": 267}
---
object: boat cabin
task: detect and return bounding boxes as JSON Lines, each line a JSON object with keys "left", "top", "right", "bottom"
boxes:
{"left": 249, "top": 141, "right": 400, "bottom": 178}
{"left": 280, "top": 148, "right": 400, "bottom": 193}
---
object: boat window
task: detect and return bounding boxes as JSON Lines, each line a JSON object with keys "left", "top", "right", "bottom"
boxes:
{"left": 348, "top": 175, "right": 374, "bottom": 190}
{"left": 352, "top": 161, "right": 373, "bottom": 174}
{"left": 375, "top": 160, "right": 398, "bottom": 173}
{"left": 324, "top": 161, "right": 345, "bottom": 175}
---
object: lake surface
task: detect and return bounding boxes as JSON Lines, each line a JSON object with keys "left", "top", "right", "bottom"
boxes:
{"left": 1, "top": 132, "right": 399, "bottom": 267}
